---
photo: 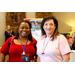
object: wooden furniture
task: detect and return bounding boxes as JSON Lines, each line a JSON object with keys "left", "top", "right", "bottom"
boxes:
{"left": 35, "top": 12, "right": 52, "bottom": 18}
{"left": 6, "top": 12, "right": 26, "bottom": 35}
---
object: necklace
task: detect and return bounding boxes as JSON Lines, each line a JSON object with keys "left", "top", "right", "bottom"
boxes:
{"left": 19, "top": 38, "right": 28, "bottom": 55}
{"left": 42, "top": 37, "right": 50, "bottom": 54}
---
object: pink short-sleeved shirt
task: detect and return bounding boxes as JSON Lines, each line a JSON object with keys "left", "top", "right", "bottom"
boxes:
{"left": 37, "top": 34, "right": 71, "bottom": 62}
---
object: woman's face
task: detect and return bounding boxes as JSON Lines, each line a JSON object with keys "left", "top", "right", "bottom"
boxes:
{"left": 7, "top": 25, "right": 11, "bottom": 30}
{"left": 43, "top": 19, "right": 56, "bottom": 35}
{"left": 66, "top": 34, "right": 70, "bottom": 39}
{"left": 18, "top": 22, "right": 30, "bottom": 38}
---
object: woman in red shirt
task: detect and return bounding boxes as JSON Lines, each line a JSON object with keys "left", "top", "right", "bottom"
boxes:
{"left": 0, "top": 20, "right": 37, "bottom": 62}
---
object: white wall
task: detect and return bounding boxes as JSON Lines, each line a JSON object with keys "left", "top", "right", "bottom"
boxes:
{"left": 0, "top": 12, "right": 6, "bottom": 47}
{"left": 53, "top": 12, "right": 71, "bottom": 32}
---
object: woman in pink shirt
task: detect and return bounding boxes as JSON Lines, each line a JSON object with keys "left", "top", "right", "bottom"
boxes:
{"left": 37, "top": 16, "right": 71, "bottom": 62}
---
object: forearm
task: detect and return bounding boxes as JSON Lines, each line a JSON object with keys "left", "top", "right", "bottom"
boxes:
{"left": 30, "top": 56, "right": 37, "bottom": 62}
{"left": 62, "top": 53, "right": 70, "bottom": 62}
{"left": 63, "top": 58, "right": 70, "bottom": 62}
{"left": 37, "top": 56, "right": 40, "bottom": 62}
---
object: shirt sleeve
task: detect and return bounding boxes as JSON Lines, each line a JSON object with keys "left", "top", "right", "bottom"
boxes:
{"left": 32, "top": 38, "right": 37, "bottom": 44}
{"left": 59, "top": 35, "right": 71, "bottom": 55}
{"left": 1, "top": 38, "right": 10, "bottom": 55}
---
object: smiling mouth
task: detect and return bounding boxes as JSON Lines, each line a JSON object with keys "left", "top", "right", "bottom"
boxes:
{"left": 47, "top": 29, "right": 52, "bottom": 31}
{"left": 22, "top": 32, "right": 26, "bottom": 34}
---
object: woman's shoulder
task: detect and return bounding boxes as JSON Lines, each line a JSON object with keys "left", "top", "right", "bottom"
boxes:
{"left": 57, "top": 34, "right": 67, "bottom": 42}
{"left": 39, "top": 35, "right": 45, "bottom": 39}
{"left": 38, "top": 35, "right": 45, "bottom": 41}
{"left": 32, "top": 38, "right": 37, "bottom": 44}
{"left": 7, "top": 36, "right": 16, "bottom": 43}
{"left": 57, "top": 34, "right": 66, "bottom": 38}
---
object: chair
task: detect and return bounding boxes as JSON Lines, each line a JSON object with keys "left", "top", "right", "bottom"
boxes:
{"left": 69, "top": 50, "right": 75, "bottom": 62}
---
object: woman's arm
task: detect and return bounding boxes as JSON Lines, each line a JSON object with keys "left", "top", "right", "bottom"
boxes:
{"left": 0, "top": 53, "right": 5, "bottom": 62}
{"left": 59, "top": 35, "right": 71, "bottom": 62}
{"left": 62, "top": 53, "right": 70, "bottom": 62}
{"left": 37, "top": 56, "right": 40, "bottom": 62}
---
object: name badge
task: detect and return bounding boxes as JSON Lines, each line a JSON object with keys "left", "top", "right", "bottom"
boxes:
{"left": 21, "top": 52, "right": 29, "bottom": 62}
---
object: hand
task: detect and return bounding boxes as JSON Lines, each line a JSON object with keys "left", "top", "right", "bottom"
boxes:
{"left": 30, "top": 56, "right": 37, "bottom": 62}
{"left": 30, "top": 60, "right": 35, "bottom": 62}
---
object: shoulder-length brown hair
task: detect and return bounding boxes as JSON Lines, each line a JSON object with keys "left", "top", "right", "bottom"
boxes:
{"left": 41, "top": 16, "right": 60, "bottom": 41}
